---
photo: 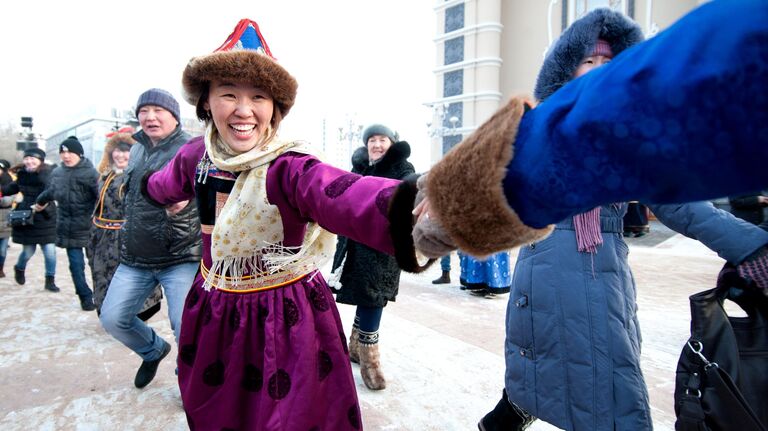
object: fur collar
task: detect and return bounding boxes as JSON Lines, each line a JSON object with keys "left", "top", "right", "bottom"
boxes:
{"left": 351, "top": 141, "right": 412, "bottom": 173}
{"left": 534, "top": 8, "right": 644, "bottom": 101}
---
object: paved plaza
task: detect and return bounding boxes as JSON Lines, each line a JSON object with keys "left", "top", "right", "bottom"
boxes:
{"left": 0, "top": 223, "right": 731, "bottom": 430}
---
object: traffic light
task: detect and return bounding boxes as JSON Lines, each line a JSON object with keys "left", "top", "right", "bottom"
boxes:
{"left": 21, "top": 116, "right": 33, "bottom": 128}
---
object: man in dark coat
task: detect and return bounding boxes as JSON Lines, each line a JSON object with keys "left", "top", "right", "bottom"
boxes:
{"left": 98, "top": 88, "right": 202, "bottom": 390}
{"left": 36, "top": 136, "right": 100, "bottom": 310}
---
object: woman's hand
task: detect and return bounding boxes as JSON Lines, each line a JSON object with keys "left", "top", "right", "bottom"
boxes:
{"left": 165, "top": 200, "right": 189, "bottom": 216}
{"left": 411, "top": 173, "right": 456, "bottom": 258}
{"left": 32, "top": 203, "right": 47, "bottom": 212}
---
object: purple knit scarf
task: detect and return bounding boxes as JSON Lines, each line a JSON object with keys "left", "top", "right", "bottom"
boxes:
{"left": 574, "top": 207, "right": 602, "bottom": 253}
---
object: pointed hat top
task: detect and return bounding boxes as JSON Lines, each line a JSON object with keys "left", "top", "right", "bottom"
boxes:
{"left": 182, "top": 18, "right": 297, "bottom": 117}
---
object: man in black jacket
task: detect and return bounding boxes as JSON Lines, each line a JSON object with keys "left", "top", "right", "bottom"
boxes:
{"left": 99, "top": 88, "right": 202, "bottom": 389}
{"left": 36, "top": 136, "right": 99, "bottom": 309}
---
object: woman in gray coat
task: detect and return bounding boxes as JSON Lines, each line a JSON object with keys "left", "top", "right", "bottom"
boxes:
{"left": 478, "top": 9, "right": 768, "bottom": 431}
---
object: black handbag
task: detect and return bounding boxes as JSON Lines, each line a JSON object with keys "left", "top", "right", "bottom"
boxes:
{"left": 7, "top": 209, "right": 34, "bottom": 227}
{"left": 674, "top": 265, "right": 768, "bottom": 431}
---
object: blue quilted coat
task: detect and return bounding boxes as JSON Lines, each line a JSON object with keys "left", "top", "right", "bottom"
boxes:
{"left": 503, "top": 6, "right": 768, "bottom": 430}
{"left": 505, "top": 202, "right": 768, "bottom": 430}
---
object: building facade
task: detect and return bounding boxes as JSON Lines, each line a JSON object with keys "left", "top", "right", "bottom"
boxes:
{"left": 429, "top": 0, "right": 708, "bottom": 162}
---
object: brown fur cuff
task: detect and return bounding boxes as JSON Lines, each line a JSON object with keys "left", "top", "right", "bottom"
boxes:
{"left": 389, "top": 174, "right": 435, "bottom": 273}
{"left": 427, "top": 97, "right": 553, "bottom": 257}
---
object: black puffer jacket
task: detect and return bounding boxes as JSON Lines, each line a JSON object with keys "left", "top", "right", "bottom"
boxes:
{"left": 37, "top": 158, "right": 99, "bottom": 248}
{"left": 120, "top": 127, "right": 202, "bottom": 268}
{"left": 333, "top": 141, "right": 415, "bottom": 307}
{"left": 11, "top": 165, "right": 58, "bottom": 245}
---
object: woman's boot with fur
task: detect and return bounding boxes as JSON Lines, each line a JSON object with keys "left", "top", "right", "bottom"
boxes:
{"left": 359, "top": 342, "right": 386, "bottom": 390}
{"left": 478, "top": 389, "right": 535, "bottom": 431}
{"left": 348, "top": 327, "right": 360, "bottom": 364}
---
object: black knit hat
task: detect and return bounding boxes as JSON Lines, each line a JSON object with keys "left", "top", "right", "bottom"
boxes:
{"left": 0, "top": 159, "right": 9, "bottom": 170}
{"left": 60, "top": 136, "right": 84, "bottom": 157}
{"left": 362, "top": 124, "right": 397, "bottom": 145}
{"left": 135, "top": 88, "right": 181, "bottom": 122}
{"left": 23, "top": 147, "right": 46, "bottom": 161}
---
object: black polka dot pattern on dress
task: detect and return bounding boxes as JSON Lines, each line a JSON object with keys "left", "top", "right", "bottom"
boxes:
{"left": 348, "top": 404, "right": 361, "bottom": 430}
{"left": 324, "top": 173, "right": 361, "bottom": 199}
{"left": 241, "top": 364, "right": 263, "bottom": 392}
{"left": 187, "top": 288, "right": 200, "bottom": 308}
{"left": 283, "top": 298, "right": 299, "bottom": 327}
{"left": 375, "top": 186, "right": 396, "bottom": 217}
{"left": 203, "top": 360, "right": 225, "bottom": 386}
{"left": 340, "top": 330, "right": 349, "bottom": 354}
{"left": 180, "top": 343, "right": 197, "bottom": 366}
{"left": 202, "top": 301, "right": 213, "bottom": 325}
{"left": 308, "top": 285, "right": 330, "bottom": 312}
{"left": 267, "top": 369, "right": 291, "bottom": 400}
{"left": 229, "top": 308, "right": 241, "bottom": 329}
{"left": 302, "top": 158, "right": 320, "bottom": 174}
{"left": 258, "top": 304, "right": 269, "bottom": 326}
{"left": 318, "top": 350, "right": 333, "bottom": 381}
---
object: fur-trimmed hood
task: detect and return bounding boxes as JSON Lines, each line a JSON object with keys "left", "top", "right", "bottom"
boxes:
{"left": 351, "top": 141, "right": 412, "bottom": 174}
{"left": 534, "top": 8, "right": 644, "bottom": 101}
{"left": 97, "top": 133, "right": 136, "bottom": 174}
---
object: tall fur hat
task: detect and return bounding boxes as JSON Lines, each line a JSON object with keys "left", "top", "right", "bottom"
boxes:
{"left": 97, "top": 133, "right": 136, "bottom": 174}
{"left": 534, "top": 8, "right": 644, "bottom": 101}
{"left": 182, "top": 19, "right": 298, "bottom": 118}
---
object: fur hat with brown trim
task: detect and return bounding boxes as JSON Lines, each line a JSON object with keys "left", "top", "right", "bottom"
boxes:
{"left": 182, "top": 19, "right": 298, "bottom": 119}
{"left": 97, "top": 133, "right": 136, "bottom": 174}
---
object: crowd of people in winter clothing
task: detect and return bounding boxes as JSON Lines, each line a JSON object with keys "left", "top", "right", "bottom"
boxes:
{"left": 2, "top": 1, "right": 768, "bottom": 430}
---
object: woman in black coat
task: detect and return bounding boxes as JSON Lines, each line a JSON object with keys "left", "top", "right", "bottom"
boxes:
{"left": 10, "top": 148, "right": 58, "bottom": 291}
{"left": 332, "top": 124, "right": 415, "bottom": 390}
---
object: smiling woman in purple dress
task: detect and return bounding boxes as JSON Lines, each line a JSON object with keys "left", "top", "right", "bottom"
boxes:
{"left": 143, "top": 19, "right": 425, "bottom": 430}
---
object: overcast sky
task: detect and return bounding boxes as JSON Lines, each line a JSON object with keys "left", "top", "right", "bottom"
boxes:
{"left": 0, "top": 0, "right": 437, "bottom": 170}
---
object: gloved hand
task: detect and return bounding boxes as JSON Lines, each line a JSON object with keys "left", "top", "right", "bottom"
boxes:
{"left": 736, "top": 245, "right": 768, "bottom": 292}
{"left": 412, "top": 174, "right": 457, "bottom": 259}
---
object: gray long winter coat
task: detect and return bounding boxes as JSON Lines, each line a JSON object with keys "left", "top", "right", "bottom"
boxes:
{"left": 37, "top": 157, "right": 99, "bottom": 248}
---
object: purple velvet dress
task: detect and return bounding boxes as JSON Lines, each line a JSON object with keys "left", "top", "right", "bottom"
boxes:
{"left": 146, "top": 137, "right": 400, "bottom": 430}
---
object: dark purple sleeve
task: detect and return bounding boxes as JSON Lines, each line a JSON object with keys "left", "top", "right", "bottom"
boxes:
{"left": 268, "top": 153, "right": 400, "bottom": 255}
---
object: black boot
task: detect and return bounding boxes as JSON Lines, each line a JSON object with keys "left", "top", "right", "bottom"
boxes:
{"left": 478, "top": 390, "right": 535, "bottom": 431}
{"left": 44, "top": 276, "right": 60, "bottom": 292}
{"left": 432, "top": 270, "right": 451, "bottom": 284}
{"left": 14, "top": 266, "right": 25, "bottom": 285}
{"left": 80, "top": 297, "right": 96, "bottom": 311}
{"left": 135, "top": 341, "right": 172, "bottom": 388}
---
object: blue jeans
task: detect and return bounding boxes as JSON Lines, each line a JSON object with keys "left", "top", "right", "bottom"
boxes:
{"left": 356, "top": 306, "right": 384, "bottom": 333}
{"left": 0, "top": 237, "right": 9, "bottom": 267}
{"left": 99, "top": 262, "right": 198, "bottom": 361}
{"left": 67, "top": 247, "right": 93, "bottom": 301}
{"left": 440, "top": 254, "right": 451, "bottom": 272}
{"left": 16, "top": 243, "right": 56, "bottom": 277}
